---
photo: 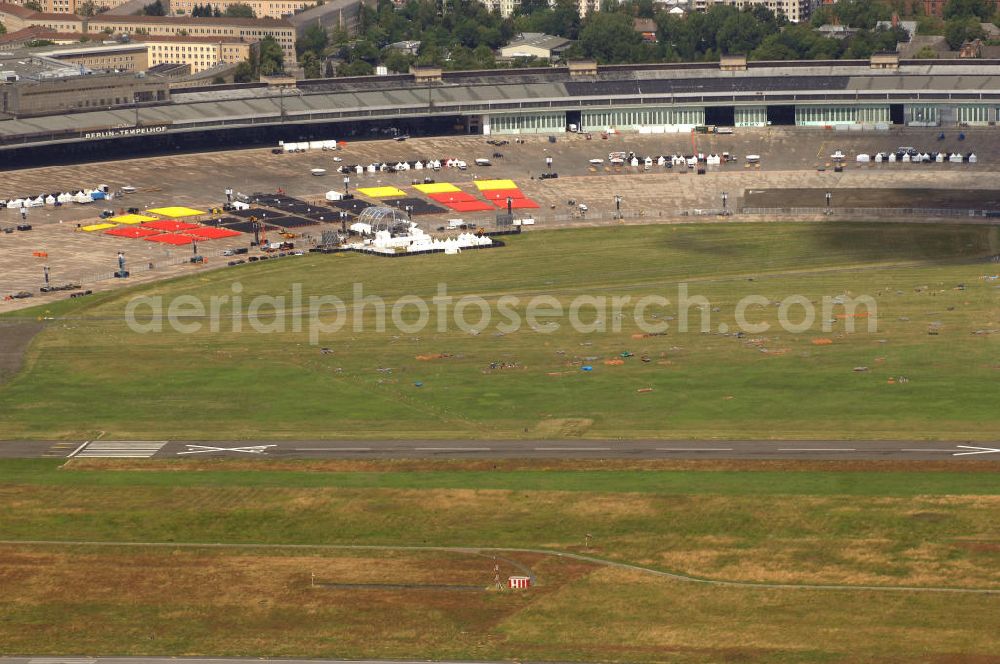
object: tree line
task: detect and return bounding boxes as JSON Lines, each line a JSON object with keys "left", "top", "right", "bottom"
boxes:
{"left": 290, "top": 0, "right": 926, "bottom": 79}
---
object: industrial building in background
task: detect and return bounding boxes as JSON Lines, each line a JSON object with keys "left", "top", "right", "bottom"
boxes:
{"left": 4, "top": 53, "right": 1000, "bottom": 162}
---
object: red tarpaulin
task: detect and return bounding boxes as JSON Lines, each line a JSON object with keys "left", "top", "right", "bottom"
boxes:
{"left": 184, "top": 227, "right": 242, "bottom": 239}
{"left": 141, "top": 220, "right": 201, "bottom": 232}
{"left": 145, "top": 233, "right": 195, "bottom": 245}
{"left": 481, "top": 188, "right": 525, "bottom": 201}
{"left": 427, "top": 192, "right": 479, "bottom": 204}
{"left": 104, "top": 227, "right": 161, "bottom": 239}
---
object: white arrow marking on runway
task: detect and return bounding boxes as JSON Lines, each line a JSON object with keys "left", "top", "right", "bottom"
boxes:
{"left": 177, "top": 444, "right": 276, "bottom": 455}
{"left": 953, "top": 445, "right": 1000, "bottom": 456}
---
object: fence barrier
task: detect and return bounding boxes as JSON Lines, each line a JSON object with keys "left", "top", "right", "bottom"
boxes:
{"left": 740, "top": 207, "right": 999, "bottom": 218}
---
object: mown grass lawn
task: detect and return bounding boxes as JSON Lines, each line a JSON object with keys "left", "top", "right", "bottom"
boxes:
{"left": 0, "top": 459, "right": 998, "bottom": 662}
{"left": 2, "top": 459, "right": 997, "bottom": 588}
{"left": 2, "top": 544, "right": 997, "bottom": 663}
{"left": 1, "top": 222, "right": 997, "bottom": 440}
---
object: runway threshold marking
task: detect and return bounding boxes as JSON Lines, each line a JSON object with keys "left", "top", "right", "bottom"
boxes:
{"left": 66, "top": 441, "right": 90, "bottom": 458}
{"left": 74, "top": 441, "right": 167, "bottom": 458}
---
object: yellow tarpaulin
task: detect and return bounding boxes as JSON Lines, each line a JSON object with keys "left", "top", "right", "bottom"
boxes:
{"left": 81, "top": 223, "right": 117, "bottom": 232}
{"left": 108, "top": 214, "right": 157, "bottom": 224}
{"left": 474, "top": 179, "right": 518, "bottom": 191}
{"left": 147, "top": 206, "right": 206, "bottom": 217}
{"left": 413, "top": 183, "right": 461, "bottom": 194}
{"left": 357, "top": 186, "right": 407, "bottom": 198}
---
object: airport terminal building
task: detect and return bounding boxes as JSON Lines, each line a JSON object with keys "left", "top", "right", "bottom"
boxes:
{"left": 2, "top": 54, "right": 1000, "bottom": 164}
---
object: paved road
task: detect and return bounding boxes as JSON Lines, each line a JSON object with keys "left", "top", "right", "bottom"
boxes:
{"left": 1, "top": 439, "right": 998, "bottom": 460}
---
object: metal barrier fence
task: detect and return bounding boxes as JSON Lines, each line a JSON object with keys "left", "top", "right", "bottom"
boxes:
{"left": 740, "top": 207, "right": 1000, "bottom": 218}
{"left": 70, "top": 246, "right": 235, "bottom": 287}
{"left": 521, "top": 208, "right": 733, "bottom": 223}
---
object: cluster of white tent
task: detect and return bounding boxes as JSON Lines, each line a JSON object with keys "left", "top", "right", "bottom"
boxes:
{"left": 590, "top": 153, "right": 733, "bottom": 169}
{"left": 856, "top": 152, "right": 977, "bottom": 164}
{"left": 280, "top": 140, "right": 338, "bottom": 152}
{"left": 2, "top": 185, "right": 111, "bottom": 209}
{"left": 348, "top": 223, "right": 493, "bottom": 255}
{"left": 337, "top": 159, "right": 467, "bottom": 175}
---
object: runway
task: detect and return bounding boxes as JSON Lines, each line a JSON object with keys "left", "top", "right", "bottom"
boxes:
{"left": 2, "top": 439, "right": 998, "bottom": 460}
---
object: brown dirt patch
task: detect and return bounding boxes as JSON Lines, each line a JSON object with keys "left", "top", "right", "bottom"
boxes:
{"left": 0, "top": 321, "right": 44, "bottom": 383}
{"left": 532, "top": 418, "right": 595, "bottom": 437}
{"left": 570, "top": 494, "right": 660, "bottom": 518}
{"left": 0, "top": 543, "right": 600, "bottom": 658}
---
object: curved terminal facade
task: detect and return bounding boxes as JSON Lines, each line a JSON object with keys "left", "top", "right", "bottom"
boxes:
{"left": 2, "top": 55, "right": 1000, "bottom": 165}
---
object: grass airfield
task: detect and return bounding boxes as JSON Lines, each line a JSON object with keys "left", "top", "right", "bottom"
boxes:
{"left": 1, "top": 220, "right": 999, "bottom": 662}
{"left": 0, "top": 458, "right": 997, "bottom": 662}
{"left": 1, "top": 221, "right": 997, "bottom": 440}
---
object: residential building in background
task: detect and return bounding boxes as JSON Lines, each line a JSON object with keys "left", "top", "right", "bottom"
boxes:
{"left": 87, "top": 15, "right": 295, "bottom": 64}
{"left": 482, "top": 0, "right": 812, "bottom": 19}
{"left": 286, "top": 0, "right": 370, "bottom": 38}
{"left": 0, "top": 4, "right": 296, "bottom": 64}
{"left": 922, "top": 0, "right": 946, "bottom": 16}
{"left": 169, "top": 0, "right": 317, "bottom": 20}
{"left": 481, "top": 0, "right": 518, "bottom": 17}
{"left": 41, "top": 40, "right": 150, "bottom": 70}
{"left": 0, "top": 30, "right": 255, "bottom": 73}
{"left": 693, "top": 0, "right": 816, "bottom": 22}
{"left": 2, "top": 0, "right": 134, "bottom": 14}
{"left": 0, "top": 25, "right": 85, "bottom": 46}
{"left": 480, "top": 0, "right": 600, "bottom": 17}
{"left": 131, "top": 34, "right": 253, "bottom": 71}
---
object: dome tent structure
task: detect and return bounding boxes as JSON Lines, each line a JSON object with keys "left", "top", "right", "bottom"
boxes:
{"left": 357, "top": 206, "right": 412, "bottom": 235}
